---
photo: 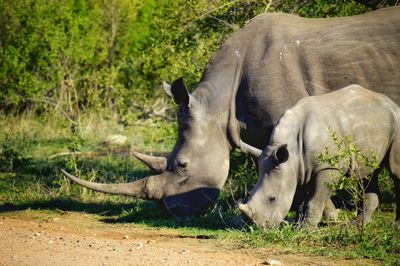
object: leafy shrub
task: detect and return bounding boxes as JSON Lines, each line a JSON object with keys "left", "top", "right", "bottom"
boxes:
{"left": 316, "top": 129, "right": 380, "bottom": 240}
{"left": 274, "top": 0, "right": 369, "bottom": 17}
{"left": 0, "top": 137, "right": 29, "bottom": 172}
{"left": 1, "top": 0, "right": 388, "bottom": 118}
{"left": 222, "top": 150, "right": 258, "bottom": 207}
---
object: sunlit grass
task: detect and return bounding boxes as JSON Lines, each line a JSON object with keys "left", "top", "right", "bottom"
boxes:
{"left": 0, "top": 112, "right": 399, "bottom": 265}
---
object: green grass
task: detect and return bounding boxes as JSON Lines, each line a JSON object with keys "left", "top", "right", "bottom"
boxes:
{"left": 240, "top": 211, "right": 399, "bottom": 262}
{"left": 0, "top": 112, "right": 399, "bottom": 265}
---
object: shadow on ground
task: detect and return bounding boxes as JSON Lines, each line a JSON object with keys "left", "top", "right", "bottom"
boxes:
{"left": 0, "top": 197, "right": 236, "bottom": 231}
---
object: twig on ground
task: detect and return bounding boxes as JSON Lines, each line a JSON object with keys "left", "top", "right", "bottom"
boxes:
{"left": 49, "top": 151, "right": 85, "bottom": 159}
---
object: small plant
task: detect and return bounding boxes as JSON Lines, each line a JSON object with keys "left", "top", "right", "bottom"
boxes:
{"left": 316, "top": 128, "right": 379, "bottom": 241}
{"left": 54, "top": 130, "right": 85, "bottom": 196}
{"left": 222, "top": 150, "right": 258, "bottom": 208}
{"left": 0, "top": 136, "right": 28, "bottom": 172}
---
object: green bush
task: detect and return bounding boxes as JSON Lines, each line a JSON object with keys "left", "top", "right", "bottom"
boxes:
{"left": 316, "top": 129, "right": 380, "bottom": 241}
{"left": 1, "top": 0, "right": 390, "bottom": 117}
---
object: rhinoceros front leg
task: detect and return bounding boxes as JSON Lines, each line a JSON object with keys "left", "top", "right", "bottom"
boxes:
{"left": 291, "top": 187, "right": 339, "bottom": 222}
{"left": 323, "top": 197, "right": 338, "bottom": 222}
{"left": 358, "top": 171, "right": 379, "bottom": 223}
{"left": 389, "top": 135, "right": 400, "bottom": 228}
{"left": 393, "top": 175, "right": 400, "bottom": 229}
{"left": 301, "top": 170, "right": 334, "bottom": 227}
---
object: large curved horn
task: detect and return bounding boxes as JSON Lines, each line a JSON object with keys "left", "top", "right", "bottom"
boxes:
{"left": 61, "top": 169, "right": 164, "bottom": 200}
{"left": 132, "top": 151, "right": 167, "bottom": 173}
{"left": 239, "top": 140, "right": 262, "bottom": 157}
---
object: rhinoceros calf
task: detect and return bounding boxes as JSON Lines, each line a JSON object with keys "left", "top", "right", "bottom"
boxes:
{"left": 239, "top": 85, "right": 400, "bottom": 228}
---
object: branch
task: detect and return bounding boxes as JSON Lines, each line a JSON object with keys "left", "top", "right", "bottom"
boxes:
{"left": 27, "top": 97, "right": 79, "bottom": 125}
{"left": 180, "top": 0, "right": 248, "bottom": 33}
{"left": 49, "top": 151, "right": 86, "bottom": 159}
{"left": 265, "top": 0, "right": 274, "bottom": 13}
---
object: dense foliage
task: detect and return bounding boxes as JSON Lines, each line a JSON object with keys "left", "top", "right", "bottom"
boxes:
{"left": 2, "top": 0, "right": 394, "bottom": 120}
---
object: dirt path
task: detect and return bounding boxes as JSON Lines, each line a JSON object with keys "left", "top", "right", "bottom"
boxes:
{"left": 0, "top": 210, "right": 373, "bottom": 266}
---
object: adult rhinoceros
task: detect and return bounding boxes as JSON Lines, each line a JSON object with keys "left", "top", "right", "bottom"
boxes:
{"left": 62, "top": 7, "right": 400, "bottom": 217}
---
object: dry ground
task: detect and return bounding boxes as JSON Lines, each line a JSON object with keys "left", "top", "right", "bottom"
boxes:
{"left": 0, "top": 210, "right": 375, "bottom": 266}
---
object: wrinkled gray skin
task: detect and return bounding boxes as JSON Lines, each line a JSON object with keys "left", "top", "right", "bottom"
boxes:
{"left": 62, "top": 8, "right": 400, "bottom": 218}
{"left": 239, "top": 85, "right": 400, "bottom": 228}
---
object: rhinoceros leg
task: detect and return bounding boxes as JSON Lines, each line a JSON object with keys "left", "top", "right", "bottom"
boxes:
{"left": 393, "top": 177, "right": 400, "bottom": 229}
{"left": 323, "top": 197, "right": 338, "bottom": 222}
{"left": 388, "top": 134, "right": 400, "bottom": 228}
{"left": 390, "top": 171, "right": 400, "bottom": 228}
{"left": 302, "top": 170, "right": 334, "bottom": 227}
{"left": 291, "top": 185, "right": 338, "bottom": 223}
{"left": 358, "top": 171, "right": 380, "bottom": 223}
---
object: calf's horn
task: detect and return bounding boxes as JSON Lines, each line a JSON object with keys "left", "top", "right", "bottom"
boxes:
{"left": 239, "top": 140, "right": 262, "bottom": 157}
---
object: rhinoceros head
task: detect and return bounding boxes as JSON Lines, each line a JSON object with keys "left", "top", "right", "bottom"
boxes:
{"left": 239, "top": 143, "right": 297, "bottom": 228}
{"left": 62, "top": 78, "right": 231, "bottom": 217}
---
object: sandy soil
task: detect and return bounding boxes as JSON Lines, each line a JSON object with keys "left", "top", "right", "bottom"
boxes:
{"left": 0, "top": 210, "right": 374, "bottom": 266}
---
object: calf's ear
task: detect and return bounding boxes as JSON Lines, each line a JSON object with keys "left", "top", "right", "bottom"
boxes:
{"left": 274, "top": 144, "right": 289, "bottom": 165}
{"left": 163, "top": 77, "right": 190, "bottom": 106}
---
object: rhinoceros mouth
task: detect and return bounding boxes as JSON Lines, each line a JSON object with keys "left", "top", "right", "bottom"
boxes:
{"left": 162, "top": 188, "right": 220, "bottom": 217}
{"left": 239, "top": 202, "right": 285, "bottom": 229}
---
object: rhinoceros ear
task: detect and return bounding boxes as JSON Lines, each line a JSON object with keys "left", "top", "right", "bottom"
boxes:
{"left": 164, "top": 77, "right": 190, "bottom": 106}
{"left": 274, "top": 144, "right": 289, "bottom": 165}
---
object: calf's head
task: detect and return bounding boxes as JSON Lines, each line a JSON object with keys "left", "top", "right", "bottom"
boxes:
{"left": 239, "top": 143, "right": 297, "bottom": 228}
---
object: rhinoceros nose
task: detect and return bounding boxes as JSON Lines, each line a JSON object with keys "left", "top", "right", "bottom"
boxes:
{"left": 163, "top": 188, "right": 219, "bottom": 217}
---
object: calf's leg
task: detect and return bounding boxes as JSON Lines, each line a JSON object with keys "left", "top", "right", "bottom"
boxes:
{"left": 391, "top": 175, "right": 400, "bottom": 228}
{"left": 388, "top": 134, "right": 400, "bottom": 228}
{"left": 302, "top": 170, "right": 334, "bottom": 227}
{"left": 358, "top": 171, "right": 380, "bottom": 223}
{"left": 323, "top": 197, "right": 338, "bottom": 222}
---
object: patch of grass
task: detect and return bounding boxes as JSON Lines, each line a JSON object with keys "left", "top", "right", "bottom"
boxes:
{"left": 0, "top": 112, "right": 174, "bottom": 205}
{"left": 239, "top": 210, "right": 399, "bottom": 264}
{"left": 1, "top": 113, "right": 399, "bottom": 265}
